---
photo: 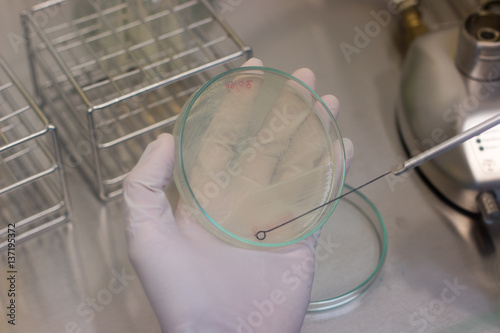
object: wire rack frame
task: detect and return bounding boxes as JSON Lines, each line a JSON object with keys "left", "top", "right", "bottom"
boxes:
{"left": 0, "top": 56, "right": 70, "bottom": 250}
{"left": 22, "top": 0, "right": 251, "bottom": 200}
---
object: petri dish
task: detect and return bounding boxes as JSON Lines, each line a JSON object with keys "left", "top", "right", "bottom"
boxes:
{"left": 173, "top": 67, "right": 346, "bottom": 248}
{"left": 308, "top": 184, "right": 387, "bottom": 311}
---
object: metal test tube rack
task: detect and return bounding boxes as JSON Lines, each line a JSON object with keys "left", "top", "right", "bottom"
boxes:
{"left": 0, "top": 56, "right": 70, "bottom": 250}
{"left": 22, "top": 0, "right": 251, "bottom": 200}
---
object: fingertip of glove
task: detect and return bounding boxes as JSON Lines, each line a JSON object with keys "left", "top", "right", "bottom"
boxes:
{"left": 143, "top": 133, "right": 175, "bottom": 162}
{"left": 157, "top": 132, "right": 173, "bottom": 140}
{"left": 343, "top": 138, "right": 354, "bottom": 167}
{"left": 154, "top": 133, "right": 175, "bottom": 150}
{"left": 292, "top": 68, "right": 316, "bottom": 90}
{"left": 242, "top": 57, "right": 263, "bottom": 67}
{"left": 321, "top": 95, "right": 340, "bottom": 117}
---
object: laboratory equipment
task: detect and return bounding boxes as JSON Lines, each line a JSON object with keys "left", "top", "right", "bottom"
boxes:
{"left": 262, "top": 111, "right": 500, "bottom": 235}
{"left": 397, "top": 9, "right": 500, "bottom": 226}
{"left": 173, "top": 66, "right": 346, "bottom": 248}
{"left": 174, "top": 61, "right": 500, "bottom": 249}
{"left": 0, "top": 56, "right": 69, "bottom": 250}
{"left": 308, "top": 184, "right": 387, "bottom": 311}
{"left": 22, "top": 0, "right": 251, "bottom": 200}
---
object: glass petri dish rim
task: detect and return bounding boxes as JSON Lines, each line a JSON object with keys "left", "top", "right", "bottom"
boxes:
{"left": 307, "top": 184, "right": 388, "bottom": 312}
{"left": 177, "top": 66, "right": 347, "bottom": 248}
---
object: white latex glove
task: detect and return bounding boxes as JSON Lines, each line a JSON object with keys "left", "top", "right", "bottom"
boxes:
{"left": 123, "top": 58, "right": 354, "bottom": 333}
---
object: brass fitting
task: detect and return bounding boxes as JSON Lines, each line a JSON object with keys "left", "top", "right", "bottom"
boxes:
{"left": 392, "top": 0, "right": 429, "bottom": 50}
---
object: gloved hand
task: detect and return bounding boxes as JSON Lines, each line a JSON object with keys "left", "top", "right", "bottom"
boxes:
{"left": 123, "top": 58, "right": 353, "bottom": 333}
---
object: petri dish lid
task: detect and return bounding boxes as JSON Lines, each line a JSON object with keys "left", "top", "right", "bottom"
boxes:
{"left": 173, "top": 67, "right": 346, "bottom": 248}
{"left": 308, "top": 184, "right": 387, "bottom": 311}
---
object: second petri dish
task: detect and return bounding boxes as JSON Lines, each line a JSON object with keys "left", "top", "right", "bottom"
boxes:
{"left": 308, "top": 184, "right": 387, "bottom": 311}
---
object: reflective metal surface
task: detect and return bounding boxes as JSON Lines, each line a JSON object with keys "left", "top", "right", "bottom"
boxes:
{"left": 1, "top": 0, "right": 500, "bottom": 332}
{"left": 0, "top": 56, "right": 70, "bottom": 250}
{"left": 23, "top": 0, "right": 250, "bottom": 200}
{"left": 397, "top": 10, "right": 500, "bottom": 215}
